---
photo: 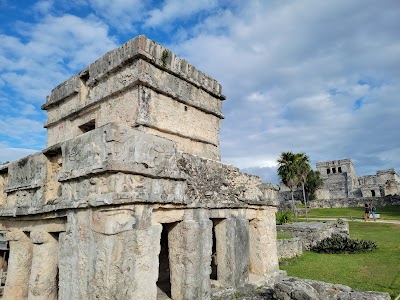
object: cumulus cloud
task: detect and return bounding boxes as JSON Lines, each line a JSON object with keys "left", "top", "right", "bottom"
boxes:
{"left": 144, "top": 0, "right": 219, "bottom": 28}
{"left": 33, "top": 0, "right": 54, "bottom": 15}
{"left": 1, "top": 0, "right": 399, "bottom": 183}
{"left": 0, "top": 4, "right": 117, "bottom": 156}
{"left": 0, "top": 143, "right": 39, "bottom": 164}
{"left": 170, "top": 0, "right": 400, "bottom": 180}
{"left": 88, "top": 0, "right": 145, "bottom": 31}
{"left": 0, "top": 14, "right": 117, "bottom": 102}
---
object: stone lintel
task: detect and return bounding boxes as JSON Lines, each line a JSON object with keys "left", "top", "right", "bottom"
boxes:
{"left": 0, "top": 217, "right": 66, "bottom": 232}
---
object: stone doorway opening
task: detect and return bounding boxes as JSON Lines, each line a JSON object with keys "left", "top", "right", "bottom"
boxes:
{"left": 0, "top": 231, "right": 9, "bottom": 297}
{"left": 210, "top": 219, "right": 223, "bottom": 281}
{"left": 157, "top": 223, "right": 175, "bottom": 299}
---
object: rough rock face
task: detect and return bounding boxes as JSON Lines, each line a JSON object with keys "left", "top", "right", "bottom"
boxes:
{"left": 277, "top": 237, "right": 302, "bottom": 259}
{"left": 177, "top": 152, "right": 269, "bottom": 206}
{"left": 277, "top": 221, "right": 349, "bottom": 250}
{"left": 274, "top": 277, "right": 391, "bottom": 300}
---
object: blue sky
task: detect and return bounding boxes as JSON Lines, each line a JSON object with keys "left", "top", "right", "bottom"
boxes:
{"left": 1, "top": 0, "right": 399, "bottom": 183}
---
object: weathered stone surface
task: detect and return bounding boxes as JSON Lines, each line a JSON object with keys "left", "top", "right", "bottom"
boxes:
{"left": 214, "top": 217, "right": 249, "bottom": 287}
{"left": 3, "top": 230, "right": 33, "bottom": 300}
{"left": 58, "top": 210, "right": 91, "bottom": 300}
{"left": 44, "top": 36, "right": 223, "bottom": 109}
{"left": 277, "top": 237, "right": 303, "bottom": 259}
{"left": 177, "top": 152, "right": 267, "bottom": 206}
{"left": 43, "top": 36, "right": 224, "bottom": 160}
{"left": 28, "top": 231, "right": 58, "bottom": 300}
{"left": 249, "top": 208, "right": 279, "bottom": 276}
{"left": 60, "top": 123, "right": 181, "bottom": 180}
{"left": 277, "top": 221, "right": 349, "bottom": 250}
{"left": 169, "top": 211, "right": 213, "bottom": 300}
{"left": 309, "top": 194, "right": 400, "bottom": 208}
{"left": 274, "top": 277, "right": 391, "bottom": 300}
{"left": 5, "top": 154, "right": 46, "bottom": 193}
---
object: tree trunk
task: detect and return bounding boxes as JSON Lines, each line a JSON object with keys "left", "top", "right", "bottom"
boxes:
{"left": 301, "top": 182, "right": 308, "bottom": 221}
{"left": 291, "top": 190, "right": 297, "bottom": 221}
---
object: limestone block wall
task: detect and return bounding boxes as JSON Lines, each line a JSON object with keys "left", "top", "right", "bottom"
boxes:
{"left": 323, "top": 174, "right": 349, "bottom": 199}
{"left": 274, "top": 277, "right": 391, "bottom": 300}
{"left": 0, "top": 124, "right": 274, "bottom": 216}
{"left": 317, "top": 159, "right": 356, "bottom": 177}
{"left": 42, "top": 35, "right": 225, "bottom": 160}
{"left": 309, "top": 195, "right": 400, "bottom": 208}
{"left": 0, "top": 205, "right": 279, "bottom": 300}
{"left": 0, "top": 123, "right": 280, "bottom": 300}
{"left": 277, "top": 237, "right": 302, "bottom": 259}
{"left": 277, "top": 221, "right": 349, "bottom": 250}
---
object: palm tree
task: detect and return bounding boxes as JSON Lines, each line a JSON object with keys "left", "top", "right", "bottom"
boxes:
{"left": 297, "top": 153, "right": 311, "bottom": 220}
{"left": 277, "top": 152, "right": 300, "bottom": 219}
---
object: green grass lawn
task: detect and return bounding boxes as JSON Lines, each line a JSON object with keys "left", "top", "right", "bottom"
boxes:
{"left": 299, "top": 206, "right": 400, "bottom": 220}
{"left": 280, "top": 222, "right": 400, "bottom": 297}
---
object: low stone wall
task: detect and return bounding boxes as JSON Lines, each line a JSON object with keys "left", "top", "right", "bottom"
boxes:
{"left": 276, "top": 221, "right": 349, "bottom": 250}
{"left": 309, "top": 195, "right": 400, "bottom": 208}
{"left": 274, "top": 277, "right": 391, "bottom": 300}
{"left": 277, "top": 237, "right": 302, "bottom": 259}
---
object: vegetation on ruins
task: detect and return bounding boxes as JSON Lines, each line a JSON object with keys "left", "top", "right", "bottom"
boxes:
{"left": 310, "top": 234, "right": 377, "bottom": 254}
{"left": 277, "top": 152, "right": 301, "bottom": 218}
{"left": 304, "top": 170, "right": 324, "bottom": 201}
{"left": 276, "top": 210, "right": 293, "bottom": 225}
{"left": 277, "top": 152, "right": 313, "bottom": 219}
{"left": 161, "top": 49, "right": 169, "bottom": 68}
{"left": 297, "top": 153, "right": 311, "bottom": 220}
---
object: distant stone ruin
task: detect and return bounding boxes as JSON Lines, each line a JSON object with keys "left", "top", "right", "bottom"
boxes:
{"left": 316, "top": 158, "right": 400, "bottom": 199}
{"left": 0, "top": 36, "right": 280, "bottom": 300}
{"left": 279, "top": 158, "right": 400, "bottom": 208}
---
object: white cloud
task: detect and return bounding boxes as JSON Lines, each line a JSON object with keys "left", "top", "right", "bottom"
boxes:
{"left": 0, "top": 8, "right": 117, "bottom": 160}
{"left": 0, "top": 14, "right": 117, "bottom": 102}
{"left": 0, "top": 143, "right": 38, "bottom": 164}
{"left": 1, "top": 0, "right": 399, "bottom": 183}
{"left": 88, "top": 0, "right": 145, "bottom": 31}
{"left": 33, "top": 0, "right": 54, "bottom": 15}
{"left": 0, "top": 117, "right": 45, "bottom": 146}
{"left": 170, "top": 0, "right": 400, "bottom": 180}
{"left": 144, "top": 0, "right": 219, "bottom": 27}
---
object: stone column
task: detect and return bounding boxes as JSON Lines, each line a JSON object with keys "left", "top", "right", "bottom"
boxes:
{"left": 214, "top": 217, "right": 249, "bottom": 287}
{"left": 89, "top": 207, "right": 162, "bottom": 300}
{"left": 249, "top": 208, "right": 279, "bottom": 276}
{"left": 169, "top": 210, "right": 212, "bottom": 300}
{"left": 58, "top": 210, "right": 91, "bottom": 300}
{"left": 28, "top": 231, "right": 58, "bottom": 300}
{"left": 3, "top": 229, "right": 33, "bottom": 300}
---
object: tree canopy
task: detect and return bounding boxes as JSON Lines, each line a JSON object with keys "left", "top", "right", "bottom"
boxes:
{"left": 277, "top": 152, "right": 323, "bottom": 220}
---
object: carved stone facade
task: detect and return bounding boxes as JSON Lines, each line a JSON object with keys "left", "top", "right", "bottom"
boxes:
{"left": 316, "top": 159, "right": 400, "bottom": 200}
{"left": 0, "top": 36, "right": 279, "bottom": 299}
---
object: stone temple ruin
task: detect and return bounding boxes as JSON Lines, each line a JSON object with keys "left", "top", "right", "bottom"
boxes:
{"left": 316, "top": 159, "right": 400, "bottom": 200}
{"left": 0, "top": 36, "right": 280, "bottom": 300}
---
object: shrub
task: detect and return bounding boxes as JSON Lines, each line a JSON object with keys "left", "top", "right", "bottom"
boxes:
{"left": 311, "top": 234, "right": 377, "bottom": 254}
{"left": 276, "top": 210, "right": 293, "bottom": 225}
